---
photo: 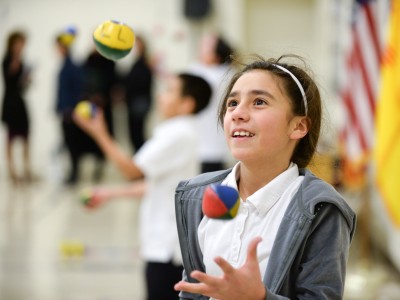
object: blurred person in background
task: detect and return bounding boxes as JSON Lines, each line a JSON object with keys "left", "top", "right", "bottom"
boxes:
{"left": 54, "top": 27, "right": 85, "bottom": 185}
{"left": 124, "top": 34, "right": 153, "bottom": 152}
{"left": 81, "top": 45, "right": 117, "bottom": 181}
{"left": 189, "top": 32, "right": 235, "bottom": 173}
{"left": 82, "top": 45, "right": 116, "bottom": 136}
{"left": 1, "top": 30, "right": 33, "bottom": 185}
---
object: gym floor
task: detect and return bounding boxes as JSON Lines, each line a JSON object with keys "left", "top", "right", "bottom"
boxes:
{"left": 1, "top": 167, "right": 400, "bottom": 300}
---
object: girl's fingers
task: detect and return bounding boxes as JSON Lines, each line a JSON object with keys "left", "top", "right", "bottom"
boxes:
{"left": 174, "top": 280, "right": 208, "bottom": 294}
{"left": 191, "top": 270, "right": 220, "bottom": 286}
{"left": 214, "top": 256, "right": 235, "bottom": 275}
{"left": 177, "top": 238, "right": 263, "bottom": 296}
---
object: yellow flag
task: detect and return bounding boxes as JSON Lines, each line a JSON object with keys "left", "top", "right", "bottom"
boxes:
{"left": 375, "top": 0, "right": 400, "bottom": 227}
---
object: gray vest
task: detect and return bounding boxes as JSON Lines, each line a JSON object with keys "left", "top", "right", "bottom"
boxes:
{"left": 175, "top": 169, "right": 356, "bottom": 300}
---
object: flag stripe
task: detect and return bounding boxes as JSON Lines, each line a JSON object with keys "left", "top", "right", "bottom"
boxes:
{"left": 354, "top": 32, "right": 376, "bottom": 115}
{"left": 342, "top": 88, "right": 368, "bottom": 151}
{"left": 364, "top": 3, "right": 382, "bottom": 63}
{"left": 340, "top": 0, "right": 382, "bottom": 179}
{"left": 352, "top": 68, "right": 374, "bottom": 148}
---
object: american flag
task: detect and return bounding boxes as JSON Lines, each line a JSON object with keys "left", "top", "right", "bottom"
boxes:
{"left": 340, "top": 0, "right": 382, "bottom": 185}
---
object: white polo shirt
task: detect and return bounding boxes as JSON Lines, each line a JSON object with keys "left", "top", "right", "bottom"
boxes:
{"left": 198, "top": 162, "right": 304, "bottom": 278}
{"left": 189, "top": 62, "right": 232, "bottom": 163}
{"left": 135, "top": 116, "right": 199, "bottom": 264}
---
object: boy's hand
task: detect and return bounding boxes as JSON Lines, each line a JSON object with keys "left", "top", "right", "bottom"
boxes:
{"left": 74, "top": 103, "right": 142, "bottom": 180}
{"left": 73, "top": 107, "right": 108, "bottom": 141}
{"left": 84, "top": 187, "right": 111, "bottom": 209}
{"left": 174, "top": 237, "right": 266, "bottom": 300}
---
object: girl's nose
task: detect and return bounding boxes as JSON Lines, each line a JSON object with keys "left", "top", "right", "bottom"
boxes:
{"left": 231, "top": 103, "right": 250, "bottom": 121}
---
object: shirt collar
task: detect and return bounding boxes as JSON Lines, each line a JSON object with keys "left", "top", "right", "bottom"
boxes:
{"left": 154, "top": 115, "right": 195, "bottom": 133}
{"left": 222, "top": 162, "right": 300, "bottom": 215}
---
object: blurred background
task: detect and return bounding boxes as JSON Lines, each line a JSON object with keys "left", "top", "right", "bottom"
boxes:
{"left": 1, "top": 0, "right": 400, "bottom": 299}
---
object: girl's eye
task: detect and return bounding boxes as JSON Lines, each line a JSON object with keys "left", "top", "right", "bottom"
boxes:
{"left": 227, "top": 99, "right": 238, "bottom": 107}
{"left": 254, "top": 98, "right": 267, "bottom": 105}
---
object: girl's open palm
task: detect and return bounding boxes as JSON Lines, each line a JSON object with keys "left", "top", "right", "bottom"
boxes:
{"left": 175, "top": 237, "right": 266, "bottom": 300}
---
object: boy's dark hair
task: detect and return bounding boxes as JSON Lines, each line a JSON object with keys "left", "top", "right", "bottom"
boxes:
{"left": 178, "top": 73, "right": 212, "bottom": 114}
{"left": 216, "top": 36, "right": 234, "bottom": 64}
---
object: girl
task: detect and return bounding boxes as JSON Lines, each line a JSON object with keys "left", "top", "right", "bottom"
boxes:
{"left": 174, "top": 55, "right": 356, "bottom": 300}
{"left": 1, "top": 31, "right": 32, "bottom": 184}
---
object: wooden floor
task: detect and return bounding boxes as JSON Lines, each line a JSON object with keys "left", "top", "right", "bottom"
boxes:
{"left": 0, "top": 171, "right": 144, "bottom": 300}
{"left": 0, "top": 167, "right": 400, "bottom": 300}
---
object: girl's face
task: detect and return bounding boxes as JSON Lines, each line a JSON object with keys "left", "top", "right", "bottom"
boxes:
{"left": 12, "top": 38, "right": 25, "bottom": 56}
{"left": 223, "top": 70, "right": 301, "bottom": 166}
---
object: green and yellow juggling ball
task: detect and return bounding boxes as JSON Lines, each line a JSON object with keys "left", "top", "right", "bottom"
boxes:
{"left": 93, "top": 20, "right": 135, "bottom": 60}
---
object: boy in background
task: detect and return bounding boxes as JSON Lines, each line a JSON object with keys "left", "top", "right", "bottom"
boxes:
{"left": 74, "top": 73, "right": 211, "bottom": 300}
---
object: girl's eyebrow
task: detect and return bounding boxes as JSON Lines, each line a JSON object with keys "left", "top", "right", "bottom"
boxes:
{"left": 228, "top": 89, "right": 275, "bottom": 99}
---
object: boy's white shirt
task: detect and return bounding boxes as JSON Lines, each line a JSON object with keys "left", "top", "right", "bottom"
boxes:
{"left": 198, "top": 162, "right": 304, "bottom": 282}
{"left": 134, "top": 115, "right": 199, "bottom": 265}
{"left": 189, "top": 62, "right": 233, "bottom": 163}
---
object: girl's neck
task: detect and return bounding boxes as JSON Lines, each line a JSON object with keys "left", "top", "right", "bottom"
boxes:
{"left": 237, "top": 160, "right": 291, "bottom": 200}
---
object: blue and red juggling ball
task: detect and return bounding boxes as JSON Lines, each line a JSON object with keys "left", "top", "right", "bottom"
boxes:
{"left": 202, "top": 184, "right": 240, "bottom": 219}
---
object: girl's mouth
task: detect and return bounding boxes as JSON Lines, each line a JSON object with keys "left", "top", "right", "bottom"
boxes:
{"left": 232, "top": 131, "right": 255, "bottom": 137}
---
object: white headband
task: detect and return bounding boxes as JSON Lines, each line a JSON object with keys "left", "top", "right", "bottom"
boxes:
{"left": 272, "top": 64, "right": 308, "bottom": 115}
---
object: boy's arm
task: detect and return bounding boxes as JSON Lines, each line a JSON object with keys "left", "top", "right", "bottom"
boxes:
{"left": 96, "top": 180, "right": 147, "bottom": 201}
{"left": 73, "top": 109, "right": 144, "bottom": 180}
{"left": 95, "top": 131, "right": 144, "bottom": 180}
{"left": 85, "top": 180, "right": 147, "bottom": 209}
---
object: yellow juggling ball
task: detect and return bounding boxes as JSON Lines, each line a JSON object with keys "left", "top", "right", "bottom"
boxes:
{"left": 75, "top": 101, "right": 96, "bottom": 119}
{"left": 93, "top": 20, "right": 135, "bottom": 60}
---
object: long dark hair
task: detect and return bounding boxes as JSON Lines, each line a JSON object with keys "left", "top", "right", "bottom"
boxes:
{"left": 4, "top": 31, "right": 26, "bottom": 57}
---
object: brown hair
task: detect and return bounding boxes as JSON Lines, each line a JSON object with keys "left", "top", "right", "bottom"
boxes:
{"left": 4, "top": 31, "right": 26, "bottom": 57}
{"left": 218, "top": 54, "right": 322, "bottom": 168}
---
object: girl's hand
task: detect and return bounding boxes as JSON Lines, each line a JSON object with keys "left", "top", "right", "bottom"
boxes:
{"left": 73, "top": 107, "right": 108, "bottom": 141}
{"left": 175, "top": 237, "right": 266, "bottom": 300}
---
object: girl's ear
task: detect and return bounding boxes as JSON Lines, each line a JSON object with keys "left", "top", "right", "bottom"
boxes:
{"left": 289, "top": 116, "right": 310, "bottom": 140}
